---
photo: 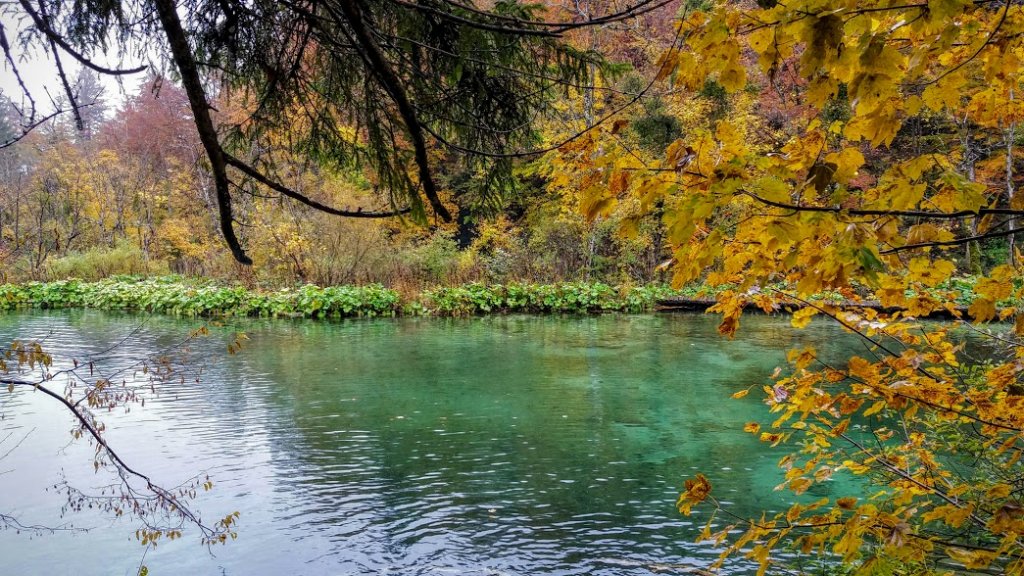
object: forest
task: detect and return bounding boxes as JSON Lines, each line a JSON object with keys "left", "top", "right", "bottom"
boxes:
{"left": 0, "top": 4, "right": 1018, "bottom": 290}
{"left": 3, "top": 0, "right": 1024, "bottom": 574}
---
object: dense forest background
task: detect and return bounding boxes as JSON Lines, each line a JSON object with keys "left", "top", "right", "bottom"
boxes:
{"left": 2, "top": 0, "right": 1014, "bottom": 292}
{"left": 0, "top": 68, "right": 673, "bottom": 288}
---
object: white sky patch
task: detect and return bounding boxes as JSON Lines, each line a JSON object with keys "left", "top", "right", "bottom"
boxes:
{"left": 1, "top": 9, "right": 148, "bottom": 118}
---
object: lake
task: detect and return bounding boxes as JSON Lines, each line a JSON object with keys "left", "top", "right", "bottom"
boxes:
{"left": 0, "top": 311, "right": 858, "bottom": 575}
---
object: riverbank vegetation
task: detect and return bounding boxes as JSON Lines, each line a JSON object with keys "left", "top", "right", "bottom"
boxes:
{"left": 0, "top": 276, "right": 1009, "bottom": 318}
{"left": 3, "top": 0, "right": 1024, "bottom": 574}
{"left": 0, "top": 277, "right": 693, "bottom": 316}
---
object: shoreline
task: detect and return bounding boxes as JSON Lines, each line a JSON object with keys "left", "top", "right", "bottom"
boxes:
{"left": 0, "top": 276, "right": 989, "bottom": 322}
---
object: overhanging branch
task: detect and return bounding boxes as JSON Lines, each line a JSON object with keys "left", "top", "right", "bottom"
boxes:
{"left": 336, "top": 0, "right": 452, "bottom": 222}
{"left": 0, "top": 374, "right": 215, "bottom": 534}
{"left": 743, "top": 190, "right": 1024, "bottom": 220}
{"left": 224, "top": 152, "right": 412, "bottom": 217}
{"left": 153, "top": 0, "right": 252, "bottom": 264}
{"left": 17, "top": 0, "right": 148, "bottom": 76}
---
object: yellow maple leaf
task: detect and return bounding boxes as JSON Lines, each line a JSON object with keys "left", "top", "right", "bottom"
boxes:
{"left": 677, "top": 474, "right": 713, "bottom": 516}
{"left": 823, "top": 147, "right": 865, "bottom": 184}
{"left": 907, "top": 257, "right": 956, "bottom": 287}
{"left": 968, "top": 298, "right": 997, "bottom": 323}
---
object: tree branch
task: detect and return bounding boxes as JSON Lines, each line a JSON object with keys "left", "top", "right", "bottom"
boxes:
{"left": 153, "top": 0, "right": 252, "bottom": 264}
{"left": 336, "top": 0, "right": 452, "bottom": 221}
{"left": 742, "top": 190, "right": 1024, "bottom": 220}
{"left": 0, "top": 374, "right": 214, "bottom": 534}
{"left": 0, "top": 108, "right": 66, "bottom": 149}
{"left": 39, "top": 1, "right": 84, "bottom": 133}
{"left": 16, "top": 0, "right": 148, "bottom": 76}
{"left": 881, "top": 226, "right": 1024, "bottom": 254}
{"left": 223, "top": 152, "right": 412, "bottom": 217}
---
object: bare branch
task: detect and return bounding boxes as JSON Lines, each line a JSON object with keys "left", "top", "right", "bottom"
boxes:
{"left": 0, "top": 108, "right": 64, "bottom": 149}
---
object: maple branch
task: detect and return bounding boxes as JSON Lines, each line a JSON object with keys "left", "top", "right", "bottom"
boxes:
{"left": 742, "top": 190, "right": 1024, "bottom": 219}
{"left": 880, "top": 225, "right": 1024, "bottom": 255}
{"left": 739, "top": 190, "right": 1024, "bottom": 255}
{"left": 775, "top": 291, "right": 1024, "bottom": 433}
{"left": 839, "top": 2, "right": 928, "bottom": 15}
{"left": 924, "top": 0, "right": 1011, "bottom": 87}
{"left": 839, "top": 432, "right": 1004, "bottom": 533}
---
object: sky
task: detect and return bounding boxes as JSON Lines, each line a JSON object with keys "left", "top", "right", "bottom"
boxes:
{"left": 0, "top": 10, "right": 148, "bottom": 119}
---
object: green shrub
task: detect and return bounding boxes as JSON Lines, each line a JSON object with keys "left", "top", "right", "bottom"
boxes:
{"left": 400, "top": 232, "right": 461, "bottom": 284}
{"left": 0, "top": 277, "right": 400, "bottom": 318}
{"left": 421, "top": 282, "right": 685, "bottom": 315}
{"left": 45, "top": 241, "right": 170, "bottom": 281}
{"left": 0, "top": 278, "right": 688, "bottom": 317}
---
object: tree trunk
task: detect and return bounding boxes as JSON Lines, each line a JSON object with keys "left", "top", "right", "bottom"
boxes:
{"left": 1007, "top": 92, "right": 1016, "bottom": 266}
{"left": 959, "top": 118, "right": 983, "bottom": 274}
{"left": 153, "top": 0, "right": 251, "bottom": 264}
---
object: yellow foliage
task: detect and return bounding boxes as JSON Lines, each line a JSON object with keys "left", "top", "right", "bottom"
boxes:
{"left": 677, "top": 474, "right": 712, "bottom": 516}
{"left": 547, "top": 3, "right": 1024, "bottom": 571}
{"left": 598, "top": 3, "right": 1024, "bottom": 569}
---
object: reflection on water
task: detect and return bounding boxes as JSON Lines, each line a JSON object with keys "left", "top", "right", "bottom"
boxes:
{"left": 0, "top": 311, "right": 856, "bottom": 575}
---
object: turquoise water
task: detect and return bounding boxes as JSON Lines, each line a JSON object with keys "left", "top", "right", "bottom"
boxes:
{"left": 0, "top": 311, "right": 857, "bottom": 575}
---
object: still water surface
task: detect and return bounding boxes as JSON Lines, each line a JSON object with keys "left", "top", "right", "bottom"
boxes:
{"left": 0, "top": 311, "right": 857, "bottom": 575}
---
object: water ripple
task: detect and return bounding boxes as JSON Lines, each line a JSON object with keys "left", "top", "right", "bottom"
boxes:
{"left": 0, "top": 311, "right": 860, "bottom": 576}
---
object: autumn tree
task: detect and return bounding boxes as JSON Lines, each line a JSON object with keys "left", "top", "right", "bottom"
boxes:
{"left": 547, "top": 0, "right": 1024, "bottom": 573}
{"left": 0, "top": 0, "right": 681, "bottom": 265}
{"left": 71, "top": 69, "right": 105, "bottom": 141}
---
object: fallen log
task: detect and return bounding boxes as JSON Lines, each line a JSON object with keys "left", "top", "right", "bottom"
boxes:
{"left": 656, "top": 297, "right": 971, "bottom": 320}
